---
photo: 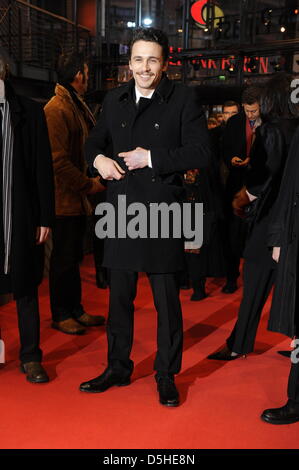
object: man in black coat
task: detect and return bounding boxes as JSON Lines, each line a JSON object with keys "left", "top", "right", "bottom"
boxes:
{"left": 221, "top": 87, "right": 262, "bottom": 294}
{"left": 0, "top": 51, "right": 55, "bottom": 383}
{"left": 80, "top": 28, "right": 211, "bottom": 406}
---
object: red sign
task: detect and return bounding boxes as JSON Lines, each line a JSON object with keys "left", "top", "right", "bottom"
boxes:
{"left": 191, "top": 0, "right": 208, "bottom": 26}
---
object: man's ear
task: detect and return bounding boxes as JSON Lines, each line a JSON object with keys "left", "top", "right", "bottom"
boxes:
{"left": 162, "top": 60, "right": 169, "bottom": 72}
{"left": 129, "top": 61, "right": 132, "bottom": 72}
{"left": 74, "top": 70, "right": 82, "bottom": 82}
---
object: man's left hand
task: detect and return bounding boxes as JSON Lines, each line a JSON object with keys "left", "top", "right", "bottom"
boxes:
{"left": 231, "top": 156, "right": 250, "bottom": 167}
{"left": 232, "top": 186, "right": 250, "bottom": 218}
{"left": 118, "top": 147, "right": 148, "bottom": 170}
{"left": 36, "top": 227, "right": 50, "bottom": 245}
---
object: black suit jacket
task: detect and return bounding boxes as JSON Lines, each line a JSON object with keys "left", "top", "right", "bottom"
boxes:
{"left": 85, "top": 76, "right": 211, "bottom": 272}
{"left": 222, "top": 111, "right": 248, "bottom": 200}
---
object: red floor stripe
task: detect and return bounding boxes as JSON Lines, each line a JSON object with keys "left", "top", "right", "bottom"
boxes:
{"left": 0, "top": 255, "right": 297, "bottom": 449}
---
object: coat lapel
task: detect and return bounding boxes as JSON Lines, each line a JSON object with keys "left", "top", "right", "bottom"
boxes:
{"left": 118, "top": 79, "right": 138, "bottom": 122}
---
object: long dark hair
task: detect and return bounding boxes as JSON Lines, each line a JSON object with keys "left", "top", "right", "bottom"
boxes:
{"left": 260, "top": 73, "right": 299, "bottom": 122}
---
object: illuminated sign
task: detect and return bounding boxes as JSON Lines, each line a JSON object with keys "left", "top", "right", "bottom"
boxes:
{"left": 168, "top": 50, "right": 270, "bottom": 74}
{"left": 191, "top": 0, "right": 224, "bottom": 29}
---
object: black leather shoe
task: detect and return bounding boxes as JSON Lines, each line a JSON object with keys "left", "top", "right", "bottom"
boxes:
{"left": 79, "top": 368, "right": 131, "bottom": 393}
{"left": 207, "top": 346, "right": 246, "bottom": 361}
{"left": 156, "top": 375, "right": 180, "bottom": 407}
{"left": 20, "top": 362, "right": 49, "bottom": 383}
{"left": 222, "top": 281, "right": 238, "bottom": 294}
{"left": 261, "top": 400, "right": 299, "bottom": 425}
{"left": 277, "top": 350, "right": 292, "bottom": 358}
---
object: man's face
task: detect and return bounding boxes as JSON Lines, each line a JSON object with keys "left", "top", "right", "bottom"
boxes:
{"left": 223, "top": 105, "right": 239, "bottom": 123}
{"left": 75, "top": 63, "right": 89, "bottom": 95}
{"left": 243, "top": 102, "right": 260, "bottom": 121}
{"left": 129, "top": 40, "right": 168, "bottom": 95}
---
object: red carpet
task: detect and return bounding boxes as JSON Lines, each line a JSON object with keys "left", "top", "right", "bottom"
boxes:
{"left": 0, "top": 255, "right": 298, "bottom": 449}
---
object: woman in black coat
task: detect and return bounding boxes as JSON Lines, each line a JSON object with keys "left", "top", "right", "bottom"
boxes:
{"left": 208, "top": 73, "right": 299, "bottom": 361}
{"left": 261, "top": 123, "right": 299, "bottom": 424}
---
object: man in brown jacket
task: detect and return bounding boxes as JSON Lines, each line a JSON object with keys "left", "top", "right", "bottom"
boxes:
{"left": 45, "top": 52, "right": 105, "bottom": 335}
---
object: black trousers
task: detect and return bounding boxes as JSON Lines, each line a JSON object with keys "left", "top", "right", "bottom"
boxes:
{"left": 226, "top": 258, "right": 276, "bottom": 355}
{"left": 288, "top": 359, "right": 299, "bottom": 403}
{"left": 224, "top": 212, "right": 247, "bottom": 283}
{"left": 16, "top": 289, "right": 42, "bottom": 364}
{"left": 49, "top": 216, "right": 86, "bottom": 322}
{"left": 107, "top": 269, "right": 183, "bottom": 377}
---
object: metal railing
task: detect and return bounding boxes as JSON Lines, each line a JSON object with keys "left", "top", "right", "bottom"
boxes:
{"left": 0, "top": 0, "right": 91, "bottom": 79}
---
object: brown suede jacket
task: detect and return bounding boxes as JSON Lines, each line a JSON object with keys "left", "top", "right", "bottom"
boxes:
{"left": 44, "top": 84, "right": 97, "bottom": 216}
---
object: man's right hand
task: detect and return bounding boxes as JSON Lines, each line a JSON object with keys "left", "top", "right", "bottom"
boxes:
{"left": 272, "top": 246, "right": 281, "bottom": 263}
{"left": 94, "top": 155, "right": 125, "bottom": 180}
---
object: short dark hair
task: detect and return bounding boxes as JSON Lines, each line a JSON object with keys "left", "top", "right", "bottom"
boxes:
{"left": 130, "top": 28, "right": 169, "bottom": 62}
{"left": 57, "top": 51, "right": 87, "bottom": 85}
{"left": 0, "top": 47, "right": 11, "bottom": 80}
{"left": 223, "top": 100, "right": 240, "bottom": 111}
{"left": 241, "top": 86, "right": 262, "bottom": 105}
{"left": 260, "top": 73, "right": 299, "bottom": 122}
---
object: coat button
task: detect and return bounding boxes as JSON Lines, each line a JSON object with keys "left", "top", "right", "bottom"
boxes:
{"left": 121, "top": 122, "right": 126, "bottom": 128}
{"left": 152, "top": 177, "right": 156, "bottom": 182}
{"left": 154, "top": 123, "right": 160, "bottom": 130}
{"left": 294, "top": 202, "right": 297, "bottom": 207}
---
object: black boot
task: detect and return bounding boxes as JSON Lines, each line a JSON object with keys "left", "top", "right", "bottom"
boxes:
{"left": 190, "top": 278, "right": 207, "bottom": 301}
{"left": 222, "top": 279, "right": 238, "bottom": 294}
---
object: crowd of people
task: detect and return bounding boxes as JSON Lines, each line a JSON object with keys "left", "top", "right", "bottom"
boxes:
{"left": 1, "top": 27, "right": 299, "bottom": 425}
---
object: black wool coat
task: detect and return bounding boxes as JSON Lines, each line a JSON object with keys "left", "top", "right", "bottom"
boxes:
{"left": 0, "top": 82, "right": 55, "bottom": 299}
{"left": 267, "top": 123, "right": 299, "bottom": 338}
{"left": 243, "top": 118, "right": 299, "bottom": 264}
{"left": 85, "top": 76, "right": 211, "bottom": 272}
